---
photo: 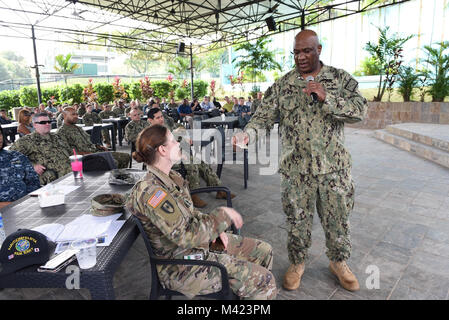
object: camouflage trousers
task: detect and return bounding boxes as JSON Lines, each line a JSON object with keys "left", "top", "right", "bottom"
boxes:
{"left": 205, "top": 233, "right": 277, "bottom": 300}
{"left": 109, "top": 151, "right": 130, "bottom": 169}
{"left": 281, "top": 168, "right": 355, "bottom": 264}
{"left": 184, "top": 161, "right": 221, "bottom": 190}
{"left": 101, "top": 128, "right": 111, "bottom": 145}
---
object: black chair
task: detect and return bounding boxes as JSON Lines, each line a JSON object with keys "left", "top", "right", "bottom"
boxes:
{"left": 131, "top": 190, "right": 239, "bottom": 300}
{"left": 90, "top": 125, "right": 102, "bottom": 145}
{"left": 82, "top": 152, "right": 117, "bottom": 172}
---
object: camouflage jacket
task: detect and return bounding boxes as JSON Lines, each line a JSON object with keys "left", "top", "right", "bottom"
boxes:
{"left": 82, "top": 112, "right": 102, "bottom": 126}
{"left": 0, "top": 149, "right": 41, "bottom": 201}
{"left": 77, "top": 107, "right": 86, "bottom": 117}
{"left": 251, "top": 98, "right": 261, "bottom": 114}
{"left": 126, "top": 165, "right": 232, "bottom": 297}
{"left": 9, "top": 132, "right": 72, "bottom": 185}
{"left": 245, "top": 64, "right": 367, "bottom": 175}
{"left": 99, "top": 110, "right": 116, "bottom": 119}
{"left": 124, "top": 119, "right": 149, "bottom": 143}
{"left": 57, "top": 123, "right": 98, "bottom": 154}
{"left": 112, "top": 106, "right": 125, "bottom": 117}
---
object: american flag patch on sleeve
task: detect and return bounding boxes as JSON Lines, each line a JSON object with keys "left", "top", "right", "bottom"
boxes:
{"left": 148, "top": 189, "right": 167, "bottom": 208}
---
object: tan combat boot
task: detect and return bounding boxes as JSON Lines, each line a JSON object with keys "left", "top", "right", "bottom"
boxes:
{"left": 216, "top": 191, "right": 236, "bottom": 199}
{"left": 283, "top": 263, "right": 305, "bottom": 291}
{"left": 191, "top": 194, "right": 207, "bottom": 208}
{"left": 329, "top": 261, "right": 360, "bottom": 291}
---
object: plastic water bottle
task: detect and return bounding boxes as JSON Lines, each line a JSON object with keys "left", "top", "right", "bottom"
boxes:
{"left": 221, "top": 113, "right": 226, "bottom": 121}
{"left": 0, "top": 213, "right": 6, "bottom": 249}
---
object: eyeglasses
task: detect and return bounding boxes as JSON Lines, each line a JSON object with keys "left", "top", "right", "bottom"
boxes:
{"left": 34, "top": 120, "right": 52, "bottom": 125}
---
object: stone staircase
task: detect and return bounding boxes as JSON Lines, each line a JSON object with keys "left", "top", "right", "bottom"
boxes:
{"left": 374, "top": 123, "right": 449, "bottom": 168}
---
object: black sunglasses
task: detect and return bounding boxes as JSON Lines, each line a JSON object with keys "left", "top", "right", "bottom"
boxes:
{"left": 34, "top": 120, "right": 52, "bottom": 125}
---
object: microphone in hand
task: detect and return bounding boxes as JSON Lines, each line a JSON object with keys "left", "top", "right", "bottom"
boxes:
{"left": 305, "top": 76, "right": 319, "bottom": 103}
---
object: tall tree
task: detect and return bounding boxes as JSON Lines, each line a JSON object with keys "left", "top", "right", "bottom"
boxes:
{"left": 232, "top": 37, "right": 282, "bottom": 85}
{"left": 167, "top": 56, "right": 205, "bottom": 79}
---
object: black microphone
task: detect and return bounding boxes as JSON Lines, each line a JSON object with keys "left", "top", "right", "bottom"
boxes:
{"left": 305, "top": 76, "right": 318, "bottom": 103}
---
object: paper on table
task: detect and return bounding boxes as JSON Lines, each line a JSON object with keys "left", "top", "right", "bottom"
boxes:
{"left": 55, "top": 213, "right": 123, "bottom": 242}
{"left": 32, "top": 224, "right": 65, "bottom": 242}
{"left": 30, "top": 185, "right": 80, "bottom": 197}
{"left": 97, "top": 220, "right": 126, "bottom": 247}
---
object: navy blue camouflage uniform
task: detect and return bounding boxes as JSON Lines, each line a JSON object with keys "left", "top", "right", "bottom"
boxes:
{"left": 0, "top": 149, "right": 40, "bottom": 202}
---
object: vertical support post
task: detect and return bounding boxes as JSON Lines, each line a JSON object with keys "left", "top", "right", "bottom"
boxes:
{"left": 189, "top": 44, "right": 194, "bottom": 100}
{"left": 31, "top": 25, "right": 42, "bottom": 105}
{"left": 301, "top": 9, "right": 305, "bottom": 30}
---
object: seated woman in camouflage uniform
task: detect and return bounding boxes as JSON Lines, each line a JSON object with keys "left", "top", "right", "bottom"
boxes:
{"left": 0, "top": 125, "right": 40, "bottom": 208}
{"left": 126, "top": 125, "right": 277, "bottom": 300}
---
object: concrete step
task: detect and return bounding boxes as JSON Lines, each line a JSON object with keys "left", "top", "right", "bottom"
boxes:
{"left": 386, "top": 124, "right": 449, "bottom": 153}
{"left": 374, "top": 129, "right": 449, "bottom": 169}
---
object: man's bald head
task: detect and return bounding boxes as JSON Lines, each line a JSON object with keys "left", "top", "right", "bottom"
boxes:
{"left": 294, "top": 30, "right": 320, "bottom": 46}
{"left": 62, "top": 107, "right": 78, "bottom": 125}
{"left": 293, "top": 29, "right": 322, "bottom": 76}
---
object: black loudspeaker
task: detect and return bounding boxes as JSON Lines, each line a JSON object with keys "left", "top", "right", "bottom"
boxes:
{"left": 177, "top": 42, "right": 185, "bottom": 54}
{"left": 265, "top": 16, "right": 276, "bottom": 31}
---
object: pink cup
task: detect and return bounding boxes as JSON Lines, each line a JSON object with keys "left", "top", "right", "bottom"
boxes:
{"left": 69, "top": 155, "right": 84, "bottom": 179}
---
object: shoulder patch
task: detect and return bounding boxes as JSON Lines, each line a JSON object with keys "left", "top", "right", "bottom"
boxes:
{"left": 148, "top": 188, "right": 167, "bottom": 208}
{"left": 344, "top": 78, "right": 358, "bottom": 93}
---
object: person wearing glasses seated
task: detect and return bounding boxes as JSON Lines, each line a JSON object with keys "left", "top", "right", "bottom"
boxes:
{"left": 57, "top": 107, "right": 130, "bottom": 168}
{"left": 126, "top": 124, "right": 277, "bottom": 300}
{"left": 9, "top": 113, "right": 72, "bottom": 185}
{"left": 17, "top": 109, "right": 35, "bottom": 136}
{"left": 0, "top": 126, "right": 40, "bottom": 209}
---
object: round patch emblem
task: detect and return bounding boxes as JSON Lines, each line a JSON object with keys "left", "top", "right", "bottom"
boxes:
{"left": 15, "top": 239, "right": 30, "bottom": 252}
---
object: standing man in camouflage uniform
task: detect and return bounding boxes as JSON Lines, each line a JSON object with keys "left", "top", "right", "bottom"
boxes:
{"left": 83, "top": 103, "right": 112, "bottom": 148}
{"left": 10, "top": 112, "right": 72, "bottom": 185}
{"left": 57, "top": 107, "right": 130, "bottom": 168}
{"left": 99, "top": 103, "right": 117, "bottom": 145}
{"left": 124, "top": 108, "right": 149, "bottom": 144}
{"left": 234, "top": 30, "right": 367, "bottom": 292}
{"left": 127, "top": 125, "right": 277, "bottom": 299}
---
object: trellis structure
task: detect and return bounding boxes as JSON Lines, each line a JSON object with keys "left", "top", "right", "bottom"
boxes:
{"left": 0, "top": 0, "right": 411, "bottom": 102}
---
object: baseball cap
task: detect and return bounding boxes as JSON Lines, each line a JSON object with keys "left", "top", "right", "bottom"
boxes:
{"left": 0, "top": 229, "right": 50, "bottom": 275}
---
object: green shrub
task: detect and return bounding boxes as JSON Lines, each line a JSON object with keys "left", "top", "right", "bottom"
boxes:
{"left": 175, "top": 87, "right": 189, "bottom": 100}
{"left": 19, "top": 86, "right": 39, "bottom": 107}
{"left": 152, "top": 80, "right": 174, "bottom": 98}
{"left": 193, "top": 80, "right": 208, "bottom": 98}
{"left": 129, "top": 82, "right": 142, "bottom": 101}
{"left": 59, "top": 84, "right": 83, "bottom": 104}
{"left": 42, "top": 87, "right": 60, "bottom": 104}
{"left": 94, "top": 83, "right": 114, "bottom": 104}
{"left": 397, "top": 66, "right": 420, "bottom": 102}
{"left": 0, "top": 90, "right": 21, "bottom": 111}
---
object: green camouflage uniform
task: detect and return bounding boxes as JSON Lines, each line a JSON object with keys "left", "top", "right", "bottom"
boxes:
{"left": 56, "top": 113, "right": 64, "bottom": 128}
{"left": 126, "top": 165, "right": 277, "bottom": 299}
{"left": 83, "top": 111, "right": 111, "bottom": 145}
{"left": 163, "top": 112, "right": 175, "bottom": 131}
{"left": 10, "top": 132, "right": 72, "bottom": 185}
{"left": 124, "top": 119, "right": 149, "bottom": 144}
{"left": 99, "top": 110, "right": 117, "bottom": 143}
{"left": 245, "top": 63, "right": 367, "bottom": 264}
{"left": 57, "top": 123, "right": 130, "bottom": 169}
{"left": 77, "top": 107, "right": 86, "bottom": 117}
{"left": 112, "top": 106, "right": 125, "bottom": 117}
{"left": 184, "top": 161, "right": 221, "bottom": 191}
{"left": 250, "top": 98, "right": 261, "bottom": 114}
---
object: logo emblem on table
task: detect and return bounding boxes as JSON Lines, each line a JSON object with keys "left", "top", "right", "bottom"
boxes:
{"left": 161, "top": 201, "right": 174, "bottom": 214}
{"left": 15, "top": 239, "right": 30, "bottom": 253}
